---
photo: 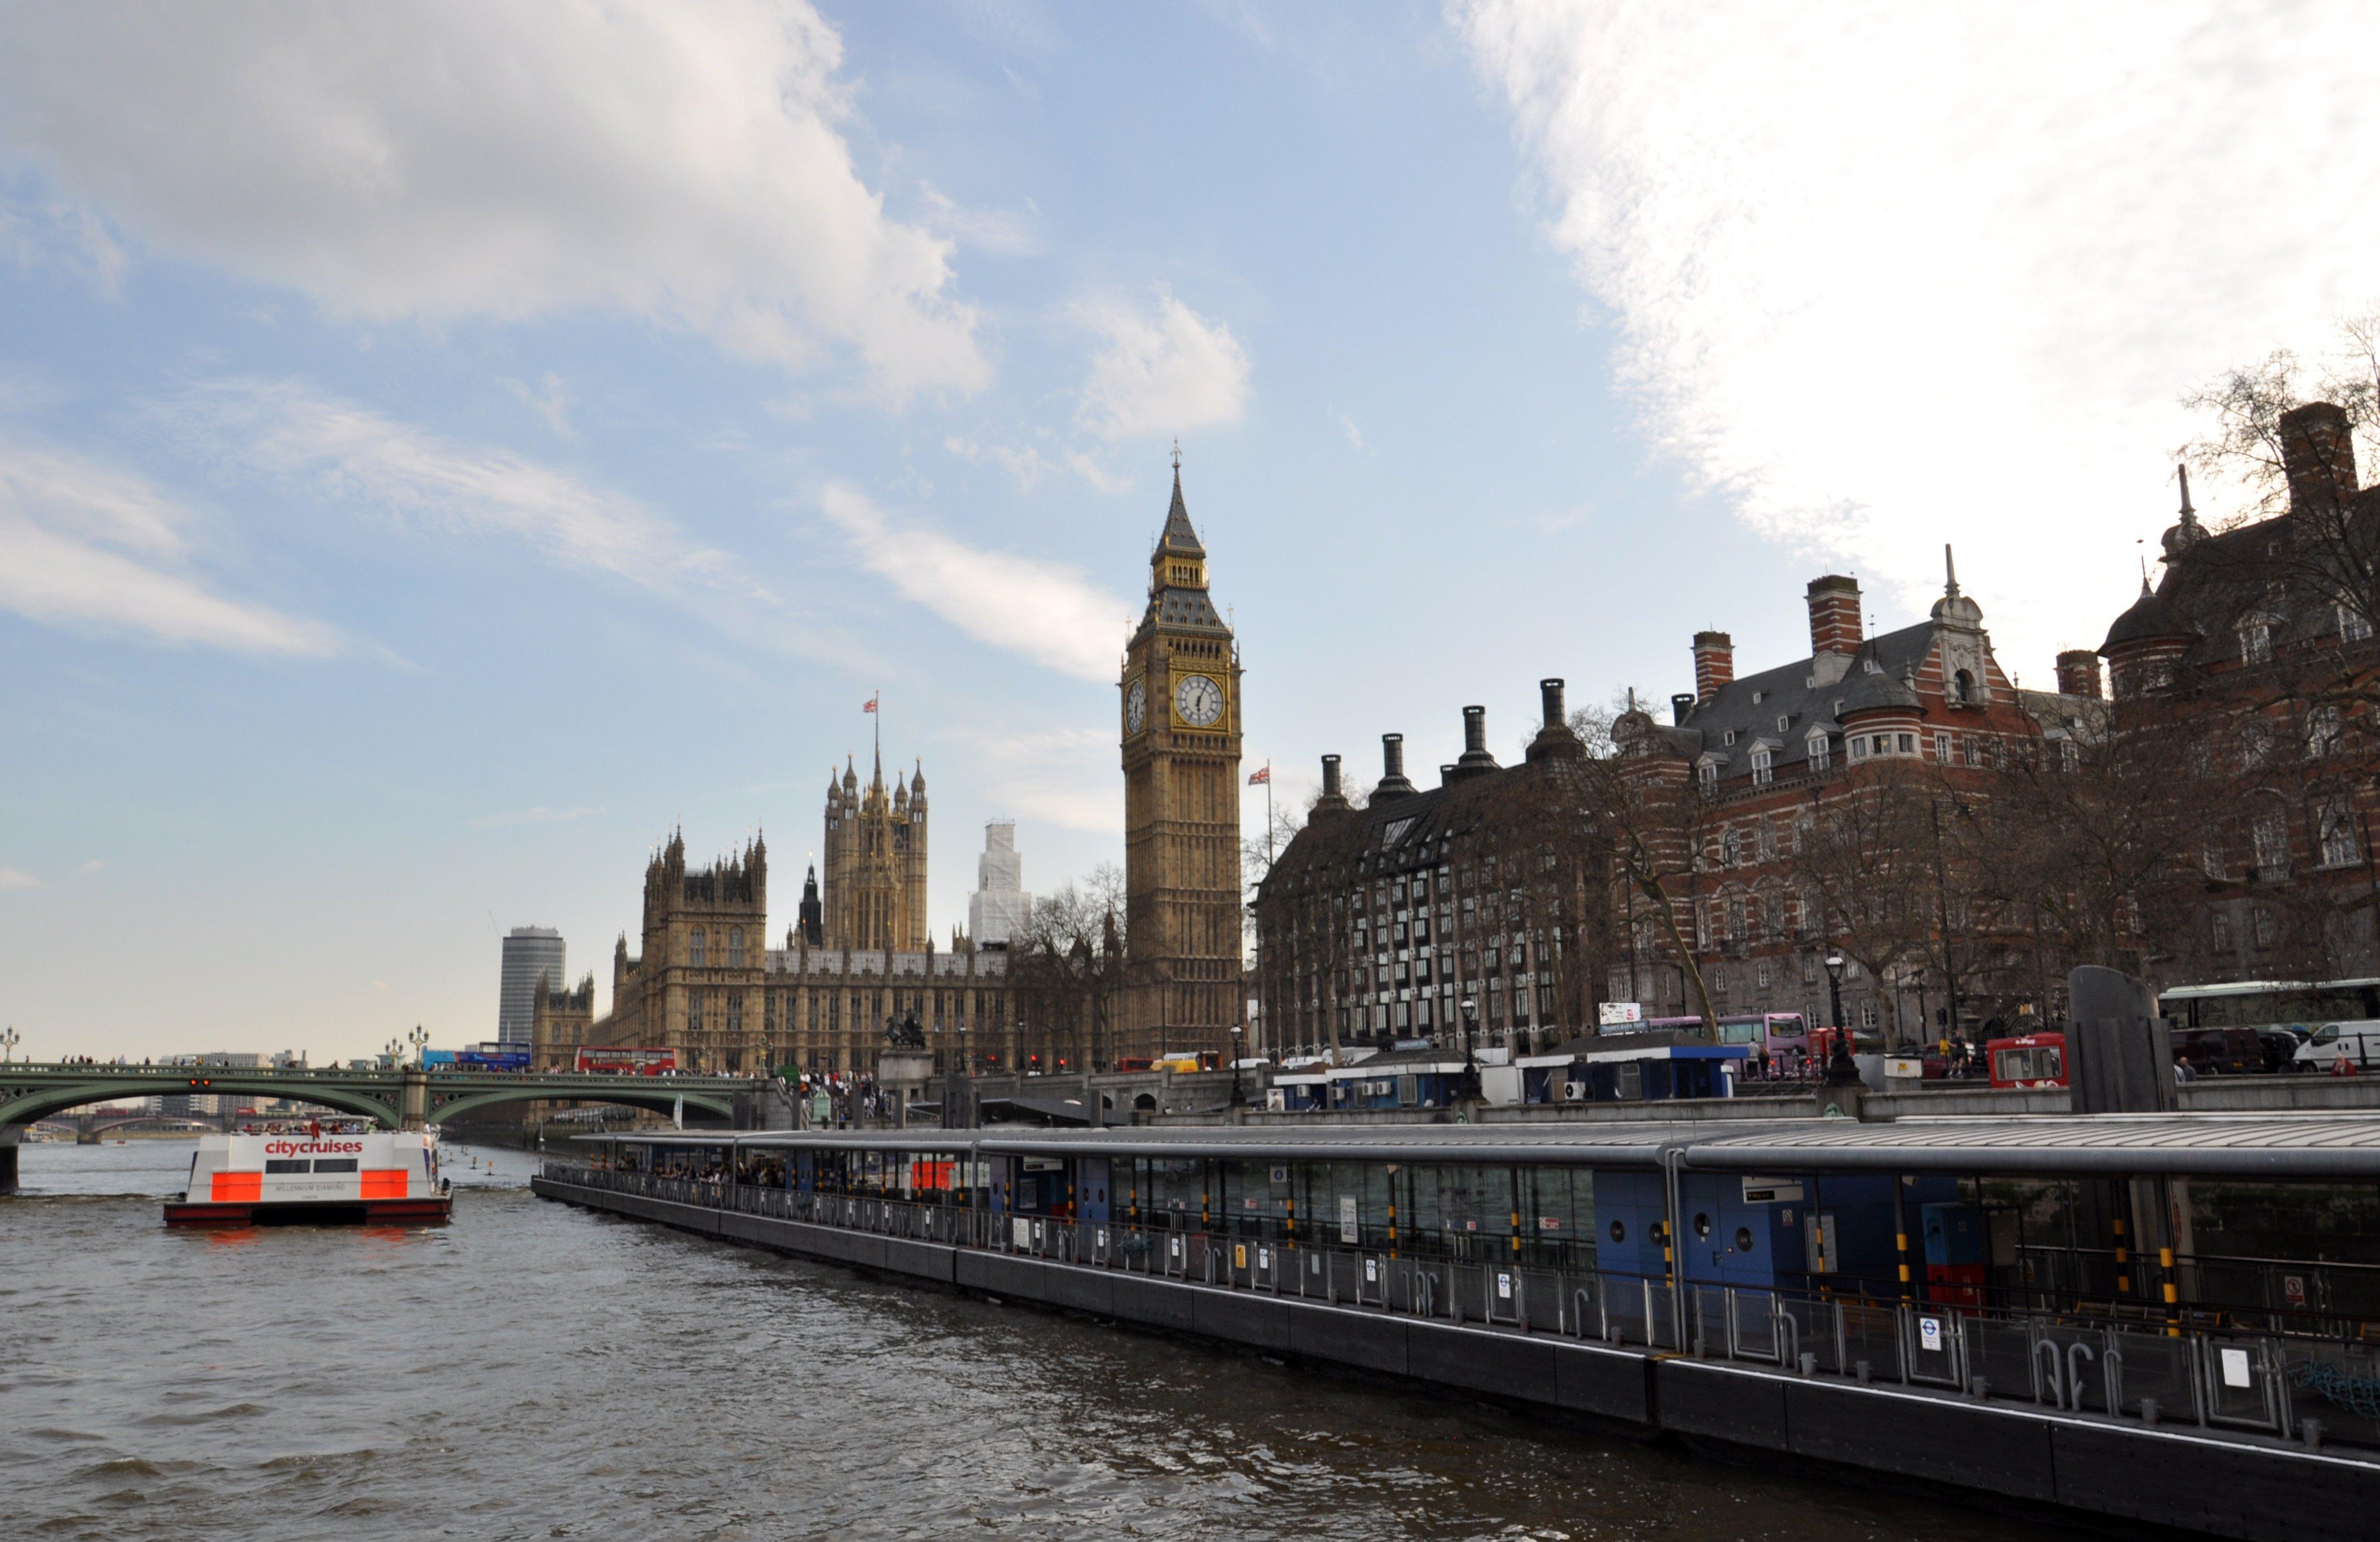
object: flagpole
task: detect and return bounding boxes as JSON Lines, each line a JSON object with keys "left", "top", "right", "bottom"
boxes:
{"left": 1265, "top": 760, "right": 1274, "bottom": 869}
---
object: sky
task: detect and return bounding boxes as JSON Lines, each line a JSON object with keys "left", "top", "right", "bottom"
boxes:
{"left": 5, "top": 2, "right": 2378, "bottom": 1062}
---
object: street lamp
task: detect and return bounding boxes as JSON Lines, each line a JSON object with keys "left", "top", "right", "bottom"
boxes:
{"left": 1, "top": 1025, "right": 18, "bottom": 1063}
{"left": 408, "top": 1024, "right": 429, "bottom": 1068}
{"left": 1228, "top": 1024, "right": 1245, "bottom": 1107}
{"left": 1459, "top": 996, "right": 1481, "bottom": 1102}
{"left": 385, "top": 1037, "right": 402, "bottom": 1069}
{"left": 1824, "top": 954, "right": 1847, "bottom": 1043}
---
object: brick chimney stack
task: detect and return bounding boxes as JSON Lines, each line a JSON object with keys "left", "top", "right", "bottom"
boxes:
{"left": 1807, "top": 575, "right": 1862, "bottom": 656}
{"left": 1692, "top": 631, "right": 1734, "bottom": 702}
{"left": 2055, "top": 649, "right": 2103, "bottom": 699}
{"left": 1540, "top": 677, "right": 1566, "bottom": 730}
{"left": 2280, "top": 402, "right": 2358, "bottom": 513}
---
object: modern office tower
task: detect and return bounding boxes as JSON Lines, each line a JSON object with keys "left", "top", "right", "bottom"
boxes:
{"left": 499, "top": 927, "right": 567, "bottom": 1046}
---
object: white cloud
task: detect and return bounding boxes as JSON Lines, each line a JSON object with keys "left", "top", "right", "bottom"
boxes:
{"left": 1076, "top": 292, "right": 1251, "bottom": 442}
{"left": 0, "top": 2, "right": 985, "bottom": 398}
{"left": 945, "top": 434, "right": 1128, "bottom": 495}
{"left": 959, "top": 723, "right": 1119, "bottom": 835}
{"left": 1333, "top": 411, "right": 1365, "bottom": 451}
{"left": 159, "top": 377, "right": 774, "bottom": 613}
{"left": 0, "top": 433, "right": 342, "bottom": 656}
{"left": 0, "top": 865, "right": 43, "bottom": 890}
{"left": 1456, "top": 2, "right": 2380, "bottom": 669}
{"left": 468, "top": 806, "right": 606, "bottom": 830}
{"left": 500, "top": 373, "right": 577, "bottom": 441}
{"left": 74, "top": 859, "right": 104, "bottom": 876}
{"left": 817, "top": 484, "right": 1133, "bottom": 680}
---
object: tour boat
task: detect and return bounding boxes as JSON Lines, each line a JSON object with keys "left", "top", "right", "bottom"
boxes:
{"left": 164, "top": 1128, "right": 452, "bottom": 1226}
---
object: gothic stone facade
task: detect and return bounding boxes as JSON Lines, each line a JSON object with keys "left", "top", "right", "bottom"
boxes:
{"left": 821, "top": 754, "right": 930, "bottom": 951}
{"left": 527, "top": 971, "right": 597, "bottom": 1070}
{"left": 1118, "top": 464, "right": 1245, "bottom": 1061}
{"left": 579, "top": 829, "right": 1011, "bottom": 1076}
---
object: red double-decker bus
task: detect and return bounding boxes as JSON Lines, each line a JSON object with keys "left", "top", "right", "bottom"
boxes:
{"left": 574, "top": 1047, "right": 678, "bottom": 1076}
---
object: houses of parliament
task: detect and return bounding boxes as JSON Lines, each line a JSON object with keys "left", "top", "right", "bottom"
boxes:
{"left": 534, "top": 459, "right": 1245, "bottom": 1077}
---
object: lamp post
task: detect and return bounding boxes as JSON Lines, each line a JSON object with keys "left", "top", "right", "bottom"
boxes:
{"left": 1459, "top": 995, "right": 1481, "bottom": 1102}
{"left": 408, "top": 1024, "right": 429, "bottom": 1069}
{"left": 956, "top": 1022, "right": 972, "bottom": 1130}
{"left": 385, "top": 1037, "right": 402, "bottom": 1070}
{"left": 1824, "top": 953, "right": 1847, "bottom": 1043}
{"left": 2, "top": 1024, "right": 19, "bottom": 1063}
{"left": 1228, "top": 1024, "right": 1245, "bottom": 1108}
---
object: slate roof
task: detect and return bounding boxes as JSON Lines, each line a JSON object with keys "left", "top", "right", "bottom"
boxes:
{"left": 2099, "top": 579, "right": 2198, "bottom": 652}
{"left": 1138, "top": 470, "right": 1227, "bottom": 634}
{"left": 2122, "top": 493, "right": 2380, "bottom": 670}
{"left": 1671, "top": 621, "right": 1939, "bottom": 783}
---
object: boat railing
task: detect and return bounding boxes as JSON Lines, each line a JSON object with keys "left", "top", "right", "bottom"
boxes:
{"left": 536, "top": 1159, "right": 2380, "bottom": 1453}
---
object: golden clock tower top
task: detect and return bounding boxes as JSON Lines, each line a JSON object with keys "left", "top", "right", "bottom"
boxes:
{"left": 1118, "top": 453, "right": 1242, "bottom": 1062}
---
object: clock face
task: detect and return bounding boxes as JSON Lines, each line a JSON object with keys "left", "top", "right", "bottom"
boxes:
{"left": 1175, "top": 673, "right": 1223, "bottom": 728}
{"left": 1124, "top": 678, "right": 1146, "bottom": 733}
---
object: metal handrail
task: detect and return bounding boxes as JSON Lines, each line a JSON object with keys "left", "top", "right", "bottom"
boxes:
{"left": 533, "top": 1161, "right": 2379, "bottom": 1453}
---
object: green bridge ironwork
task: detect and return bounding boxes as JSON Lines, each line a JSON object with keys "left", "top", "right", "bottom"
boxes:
{"left": 0, "top": 1062, "right": 751, "bottom": 1191}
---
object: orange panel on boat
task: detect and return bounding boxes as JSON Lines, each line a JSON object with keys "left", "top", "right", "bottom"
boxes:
{"left": 360, "top": 1170, "right": 409, "bottom": 1200}
{"left": 210, "top": 1172, "right": 262, "bottom": 1202}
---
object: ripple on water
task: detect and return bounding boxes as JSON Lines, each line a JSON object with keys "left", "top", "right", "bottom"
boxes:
{"left": 6, "top": 1173, "right": 2060, "bottom": 1542}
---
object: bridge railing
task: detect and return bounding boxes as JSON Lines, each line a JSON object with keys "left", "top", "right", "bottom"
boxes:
{"left": 536, "top": 1161, "right": 2380, "bottom": 1453}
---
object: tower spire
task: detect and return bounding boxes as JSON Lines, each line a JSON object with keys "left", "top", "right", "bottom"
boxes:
{"left": 1943, "top": 543, "right": 1960, "bottom": 598}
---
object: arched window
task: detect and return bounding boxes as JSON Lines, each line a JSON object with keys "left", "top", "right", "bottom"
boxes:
{"left": 689, "top": 928, "right": 707, "bottom": 967}
{"left": 728, "top": 927, "right": 745, "bottom": 967}
{"left": 1952, "top": 669, "right": 1974, "bottom": 704}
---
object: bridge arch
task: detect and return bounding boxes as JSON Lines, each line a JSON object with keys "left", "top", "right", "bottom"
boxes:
{"left": 0, "top": 1078, "right": 401, "bottom": 1135}
{"left": 423, "top": 1084, "right": 738, "bottom": 1128}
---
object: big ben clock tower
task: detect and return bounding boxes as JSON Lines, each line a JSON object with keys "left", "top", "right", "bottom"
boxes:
{"left": 1119, "top": 450, "right": 1243, "bottom": 1061}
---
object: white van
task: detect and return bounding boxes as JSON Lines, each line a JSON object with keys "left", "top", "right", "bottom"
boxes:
{"left": 2293, "top": 1020, "right": 2380, "bottom": 1072}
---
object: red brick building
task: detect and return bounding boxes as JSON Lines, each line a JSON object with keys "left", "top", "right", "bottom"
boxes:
{"left": 1610, "top": 558, "right": 2101, "bottom": 1043}
{"left": 2100, "top": 402, "right": 2380, "bottom": 987}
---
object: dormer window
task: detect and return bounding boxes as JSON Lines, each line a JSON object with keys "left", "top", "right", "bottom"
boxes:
{"left": 1806, "top": 731, "right": 1831, "bottom": 772}
{"left": 2342, "top": 605, "right": 2374, "bottom": 643}
{"left": 1723, "top": 729, "right": 1737, "bottom": 746}
{"left": 1697, "top": 759, "right": 1719, "bottom": 795}
{"left": 1862, "top": 657, "right": 1882, "bottom": 674}
{"left": 2240, "top": 621, "right": 2273, "bottom": 665}
{"left": 1777, "top": 714, "right": 1790, "bottom": 733}
{"left": 1750, "top": 746, "right": 1774, "bottom": 786}
{"left": 1751, "top": 690, "right": 1764, "bottom": 704}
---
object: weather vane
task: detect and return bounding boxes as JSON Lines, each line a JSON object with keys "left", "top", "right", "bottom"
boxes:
{"left": 1171, "top": 436, "right": 1182, "bottom": 471}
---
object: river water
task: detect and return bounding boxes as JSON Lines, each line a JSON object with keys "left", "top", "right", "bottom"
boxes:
{"left": 5, "top": 1140, "right": 2056, "bottom": 1541}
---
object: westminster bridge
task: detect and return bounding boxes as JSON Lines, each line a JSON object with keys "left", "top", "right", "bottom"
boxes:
{"left": 0, "top": 1062, "right": 757, "bottom": 1192}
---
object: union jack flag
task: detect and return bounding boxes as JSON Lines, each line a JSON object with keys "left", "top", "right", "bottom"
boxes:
{"left": 863, "top": 695, "right": 878, "bottom": 713}
{"left": 1248, "top": 766, "right": 1270, "bottom": 785}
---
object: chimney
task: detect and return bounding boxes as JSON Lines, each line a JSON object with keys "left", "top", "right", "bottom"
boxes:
{"left": 1807, "top": 575, "right": 1862, "bottom": 656}
{"left": 2280, "top": 402, "right": 2358, "bottom": 513}
{"left": 1540, "top": 677, "right": 1567, "bottom": 730}
{"left": 1692, "top": 631, "right": 1734, "bottom": 701}
{"left": 1448, "top": 705, "right": 1499, "bottom": 781}
{"left": 1376, "top": 733, "right": 1416, "bottom": 799}
{"left": 2055, "top": 649, "right": 2103, "bottom": 700}
{"left": 1313, "top": 752, "right": 1351, "bottom": 813}
{"left": 1671, "top": 692, "right": 1696, "bottom": 725}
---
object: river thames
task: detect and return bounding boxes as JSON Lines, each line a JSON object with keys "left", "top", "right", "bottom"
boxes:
{"left": 5, "top": 1141, "right": 2060, "bottom": 1541}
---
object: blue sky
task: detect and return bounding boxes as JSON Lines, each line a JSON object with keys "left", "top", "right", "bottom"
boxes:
{"left": 6, "top": 3, "right": 2378, "bottom": 1061}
